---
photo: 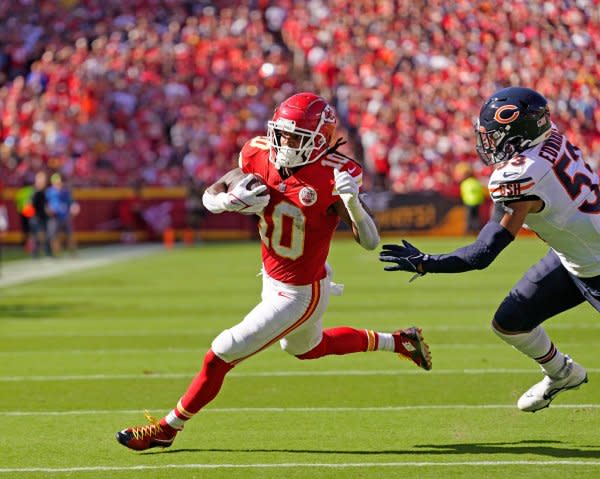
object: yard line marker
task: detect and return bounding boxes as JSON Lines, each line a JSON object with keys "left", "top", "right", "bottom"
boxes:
{"left": 4, "top": 322, "right": 600, "bottom": 337}
{"left": 1, "top": 461, "right": 600, "bottom": 473}
{"left": 2, "top": 368, "right": 600, "bottom": 382}
{"left": 2, "top": 404, "right": 599, "bottom": 417}
{"left": 2, "top": 342, "right": 597, "bottom": 355}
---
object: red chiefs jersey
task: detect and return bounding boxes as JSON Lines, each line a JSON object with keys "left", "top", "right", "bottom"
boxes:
{"left": 239, "top": 136, "right": 363, "bottom": 285}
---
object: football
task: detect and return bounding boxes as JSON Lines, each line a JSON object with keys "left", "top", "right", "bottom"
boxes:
{"left": 246, "top": 174, "right": 268, "bottom": 196}
{"left": 227, "top": 172, "right": 268, "bottom": 196}
{"left": 226, "top": 172, "right": 269, "bottom": 215}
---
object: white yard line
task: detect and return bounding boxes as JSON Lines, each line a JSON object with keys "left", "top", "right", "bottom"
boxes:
{"left": 2, "top": 404, "right": 599, "bottom": 417}
{"left": 2, "top": 368, "right": 600, "bottom": 382}
{"left": 4, "top": 322, "right": 600, "bottom": 337}
{"left": 0, "top": 244, "right": 162, "bottom": 288}
{"left": 1, "top": 460, "right": 600, "bottom": 474}
{"left": 3, "top": 341, "right": 598, "bottom": 355}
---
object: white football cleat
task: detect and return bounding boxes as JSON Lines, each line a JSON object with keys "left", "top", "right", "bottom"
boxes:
{"left": 518, "top": 356, "right": 588, "bottom": 412}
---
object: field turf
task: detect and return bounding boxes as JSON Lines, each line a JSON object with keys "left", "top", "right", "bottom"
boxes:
{"left": 1, "top": 237, "right": 599, "bottom": 478}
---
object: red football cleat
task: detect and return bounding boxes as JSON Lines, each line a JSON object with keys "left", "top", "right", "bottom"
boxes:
{"left": 393, "top": 327, "right": 432, "bottom": 371}
{"left": 116, "top": 411, "right": 178, "bottom": 451}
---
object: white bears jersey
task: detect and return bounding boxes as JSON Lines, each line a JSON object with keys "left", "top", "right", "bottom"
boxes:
{"left": 488, "top": 126, "right": 600, "bottom": 278}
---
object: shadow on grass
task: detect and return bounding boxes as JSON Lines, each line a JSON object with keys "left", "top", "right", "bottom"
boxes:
{"left": 153, "top": 440, "right": 600, "bottom": 459}
{"left": 0, "top": 303, "right": 72, "bottom": 319}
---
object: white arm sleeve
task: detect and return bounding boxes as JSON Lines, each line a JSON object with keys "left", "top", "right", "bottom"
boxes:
{"left": 344, "top": 197, "right": 380, "bottom": 250}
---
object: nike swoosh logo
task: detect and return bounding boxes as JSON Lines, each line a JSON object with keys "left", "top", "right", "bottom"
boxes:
{"left": 278, "top": 291, "right": 293, "bottom": 299}
{"left": 503, "top": 172, "right": 519, "bottom": 178}
{"left": 348, "top": 167, "right": 357, "bottom": 174}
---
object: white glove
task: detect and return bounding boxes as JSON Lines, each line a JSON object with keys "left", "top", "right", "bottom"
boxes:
{"left": 226, "top": 175, "right": 269, "bottom": 214}
{"left": 203, "top": 174, "right": 270, "bottom": 215}
{"left": 334, "top": 168, "right": 359, "bottom": 205}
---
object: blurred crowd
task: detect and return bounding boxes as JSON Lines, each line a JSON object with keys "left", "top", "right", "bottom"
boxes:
{"left": 1, "top": 0, "right": 599, "bottom": 194}
{"left": 282, "top": 0, "right": 600, "bottom": 192}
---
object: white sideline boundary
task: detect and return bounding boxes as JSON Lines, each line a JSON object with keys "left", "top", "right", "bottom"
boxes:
{"left": 2, "top": 404, "right": 599, "bottom": 417}
{"left": 1, "top": 461, "right": 600, "bottom": 473}
{"left": 2, "top": 368, "right": 600, "bottom": 382}
{"left": 0, "top": 244, "right": 162, "bottom": 288}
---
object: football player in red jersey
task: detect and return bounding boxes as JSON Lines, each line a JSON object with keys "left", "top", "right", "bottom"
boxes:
{"left": 116, "top": 93, "right": 432, "bottom": 451}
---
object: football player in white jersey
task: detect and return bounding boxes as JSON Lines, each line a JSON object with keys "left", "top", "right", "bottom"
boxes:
{"left": 380, "top": 87, "right": 599, "bottom": 412}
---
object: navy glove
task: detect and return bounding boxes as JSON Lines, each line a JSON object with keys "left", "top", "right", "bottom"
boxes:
{"left": 379, "top": 240, "right": 429, "bottom": 275}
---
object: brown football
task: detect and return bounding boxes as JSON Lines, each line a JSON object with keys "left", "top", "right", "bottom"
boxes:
{"left": 228, "top": 172, "right": 268, "bottom": 196}
{"left": 246, "top": 174, "right": 268, "bottom": 196}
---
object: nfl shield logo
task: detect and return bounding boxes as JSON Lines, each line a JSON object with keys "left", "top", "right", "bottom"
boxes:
{"left": 299, "top": 186, "right": 317, "bottom": 206}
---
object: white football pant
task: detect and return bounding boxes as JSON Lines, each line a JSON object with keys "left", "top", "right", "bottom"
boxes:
{"left": 211, "top": 269, "right": 332, "bottom": 364}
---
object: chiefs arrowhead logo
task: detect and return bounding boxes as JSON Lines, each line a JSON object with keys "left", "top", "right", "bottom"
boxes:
{"left": 299, "top": 186, "right": 317, "bottom": 206}
{"left": 322, "top": 105, "right": 336, "bottom": 123}
{"left": 494, "top": 105, "right": 520, "bottom": 124}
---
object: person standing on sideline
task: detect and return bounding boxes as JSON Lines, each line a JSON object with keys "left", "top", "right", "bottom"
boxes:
{"left": 46, "top": 173, "right": 80, "bottom": 257}
{"left": 457, "top": 163, "right": 485, "bottom": 235}
{"left": 30, "top": 171, "right": 52, "bottom": 258}
{"left": 15, "top": 181, "right": 34, "bottom": 249}
{"left": 116, "top": 92, "right": 432, "bottom": 451}
{"left": 380, "top": 87, "right": 598, "bottom": 413}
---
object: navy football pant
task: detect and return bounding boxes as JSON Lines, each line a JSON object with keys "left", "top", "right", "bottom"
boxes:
{"left": 494, "top": 249, "right": 600, "bottom": 333}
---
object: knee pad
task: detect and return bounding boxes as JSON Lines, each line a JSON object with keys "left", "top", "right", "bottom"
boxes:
{"left": 492, "top": 295, "right": 537, "bottom": 334}
{"left": 211, "top": 329, "right": 236, "bottom": 362}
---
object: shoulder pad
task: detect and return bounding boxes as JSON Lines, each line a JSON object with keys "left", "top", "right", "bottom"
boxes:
{"left": 488, "top": 155, "right": 549, "bottom": 202}
{"left": 239, "top": 136, "right": 270, "bottom": 173}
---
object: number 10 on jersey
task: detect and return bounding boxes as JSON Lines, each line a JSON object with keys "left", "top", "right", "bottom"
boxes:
{"left": 259, "top": 201, "right": 307, "bottom": 260}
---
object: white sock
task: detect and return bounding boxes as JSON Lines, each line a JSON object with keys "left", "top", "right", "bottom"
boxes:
{"left": 492, "top": 325, "right": 566, "bottom": 377}
{"left": 165, "top": 410, "right": 186, "bottom": 430}
{"left": 376, "top": 332, "right": 395, "bottom": 352}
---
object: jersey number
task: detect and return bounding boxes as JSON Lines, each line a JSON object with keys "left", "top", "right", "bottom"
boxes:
{"left": 553, "top": 142, "right": 600, "bottom": 213}
{"left": 259, "top": 202, "right": 306, "bottom": 260}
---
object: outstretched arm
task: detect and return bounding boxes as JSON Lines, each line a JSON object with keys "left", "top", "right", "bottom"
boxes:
{"left": 379, "top": 199, "right": 541, "bottom": 274}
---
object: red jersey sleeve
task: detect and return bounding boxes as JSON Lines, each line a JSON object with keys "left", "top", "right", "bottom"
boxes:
{"left": 323, "top": 152, "right": 363, "bottom": 203}
{"left": 238, "top": 136, "right": 271, "bottom": 176}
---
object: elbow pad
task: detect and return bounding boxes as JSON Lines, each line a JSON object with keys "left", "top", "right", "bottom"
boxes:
{"left": 423, "top": 222, "right": 515, "bottom": 273}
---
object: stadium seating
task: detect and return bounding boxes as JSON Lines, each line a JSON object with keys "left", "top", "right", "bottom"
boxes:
{"left": 1, "top": 1, "right": 598, "bottom": 193}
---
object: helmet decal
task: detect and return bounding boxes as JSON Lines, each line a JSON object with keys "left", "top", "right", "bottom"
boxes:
{"left": 322, "top": 105, "right": 336, "bottom": 124}
{"left": 494, "top": 105, "right": 520, "bottom": 124}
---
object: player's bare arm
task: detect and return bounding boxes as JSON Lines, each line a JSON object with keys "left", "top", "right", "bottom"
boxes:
{"left": 499, "top": 198, "right": 543, "bottom": 236}
{"left": 205, "top": 168, "right": 246, "bottom": 194}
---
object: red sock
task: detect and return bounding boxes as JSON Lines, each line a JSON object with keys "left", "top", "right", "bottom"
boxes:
{"left": 296, "top": 327, "right": 370, "bottom": 359}
{"left": 161, "top": 349, "right": 234, "bottom": 428}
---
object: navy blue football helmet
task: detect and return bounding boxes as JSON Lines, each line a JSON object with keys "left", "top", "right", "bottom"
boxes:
{"left": 475, "top": 87, "right": 552, "bottom": 165}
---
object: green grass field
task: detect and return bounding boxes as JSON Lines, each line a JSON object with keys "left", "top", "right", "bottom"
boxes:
{"left": 1, "top": 237, "right": 599, "bottom": 478}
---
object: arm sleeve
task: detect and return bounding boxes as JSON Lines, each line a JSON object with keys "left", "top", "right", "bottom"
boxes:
{"left": 422, "top": 221, "right": 515, "bottom": 273}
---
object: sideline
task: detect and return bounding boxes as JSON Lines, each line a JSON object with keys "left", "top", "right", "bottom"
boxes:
{"left": 1, "top": 367, "right": 600, "bottom": 382}
{"left": 1, "top": 460, "right": 600, "bottom": 474}
{"left": 0, "top": 244, "right": 163, "bottom": 288}
{"left": 1, "top": 403, "right": 599, "bottom": 416}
